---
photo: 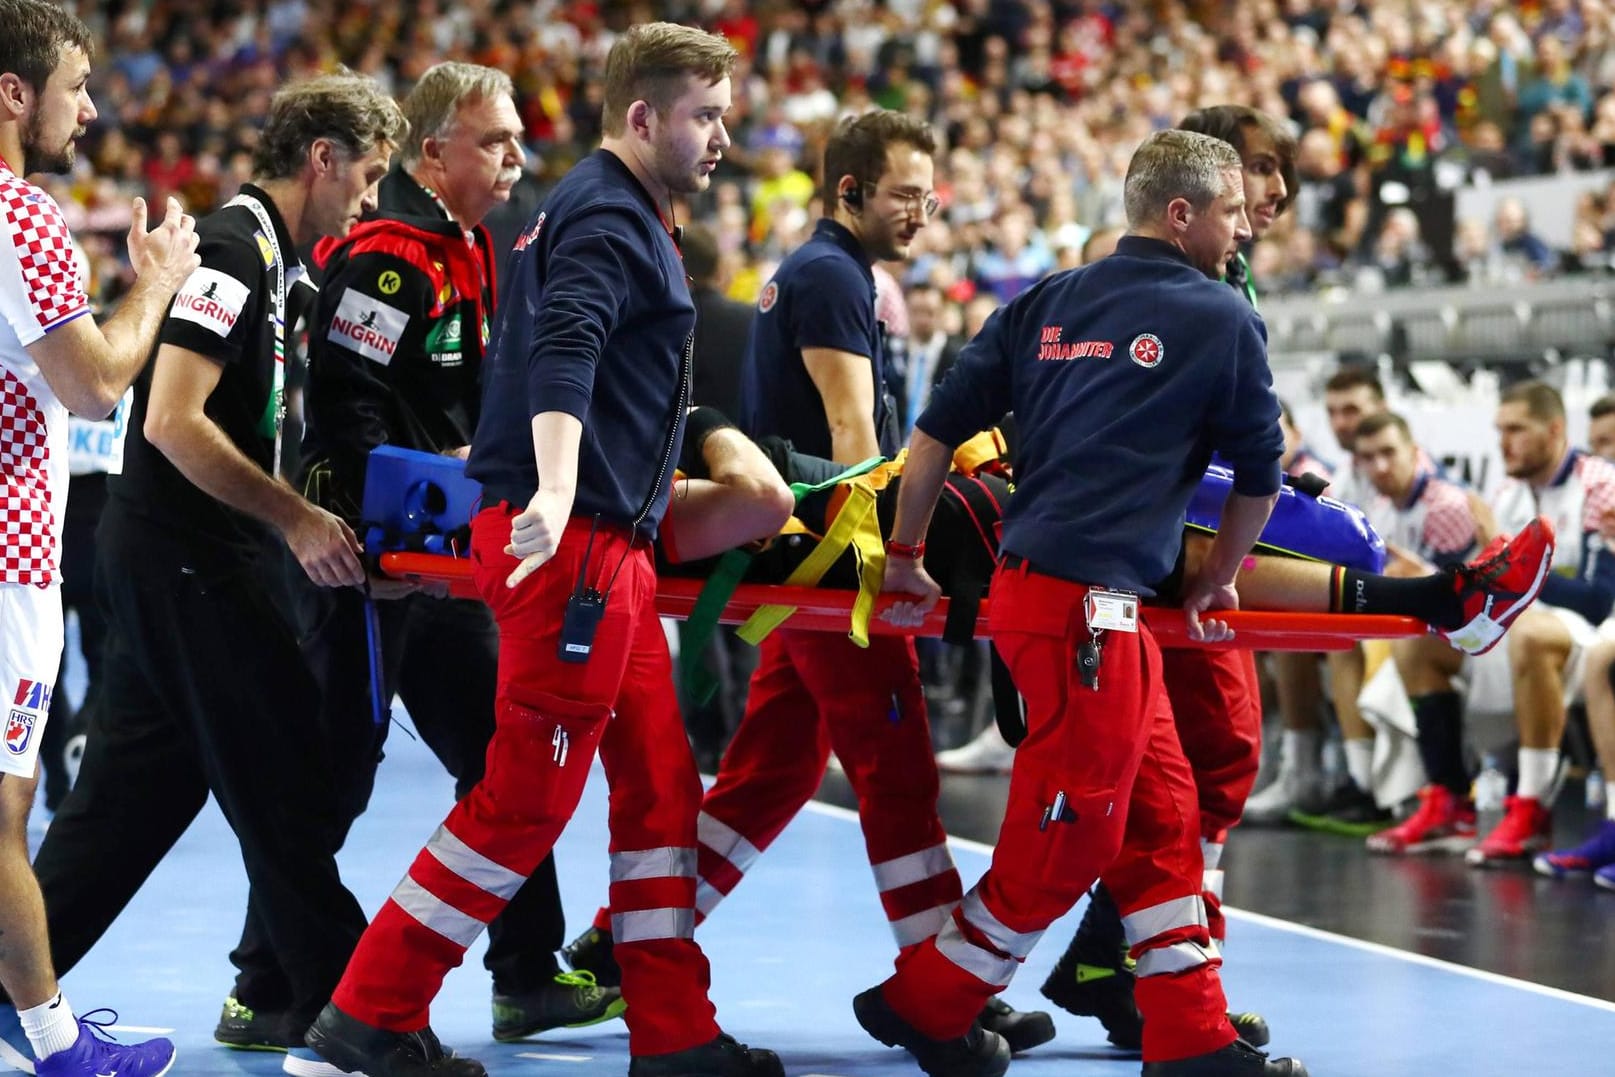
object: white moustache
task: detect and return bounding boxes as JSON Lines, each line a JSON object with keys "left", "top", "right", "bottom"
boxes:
{"left": 497, "top": 168, "right": 523, "bottom": 185}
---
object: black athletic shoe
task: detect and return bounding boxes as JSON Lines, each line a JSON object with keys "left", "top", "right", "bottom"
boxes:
{"left": 977, "top": 996, "right": 1056, "bottom": 1054}
{"left": 305, "top": 1003, "right": 486, "bottom": 1076}
{"left": 1040, "top": 886, "right": 1144, "bottom": 1049}
{"left": 562, "top": 926, "right": 622, "bottom": 988}
{"left": 1289, "top": 782, "right": 1394, "bottom": 837}
{"left": 214, "top": 995, "right": 297, "bottom": 1051}
{"left": 1228, "top": 1012, "right": 1271, "bottom": 1049}
{"left": 853, "top": 986, "right": 1011, "bottom": 1077}
{"left": 1140, "top": 1037, "right": 1307, "bottom": 1076}
{"left": 626, "top": 1034, "right": 784, "bottom": 1077}
{"left": 491, "top": 970, "right": 626, "bottom": 1041}
{"left": 1041, "top": 891, "right": 1272, "bottom": 1051}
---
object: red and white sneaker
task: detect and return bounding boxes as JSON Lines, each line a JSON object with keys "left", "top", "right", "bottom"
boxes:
{"left": 1466, "top": 795, "right": 1554, "bottom": 867}
{"left": 1366, "top": 784, "right": 1478, "bottom": 855}
{"left": 1438, "top": 517, "right": 1555, "bottom": 656}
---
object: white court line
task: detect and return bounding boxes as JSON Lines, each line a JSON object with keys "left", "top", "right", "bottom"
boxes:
{"left": 514, "top": 1053, "right": 590, "bottom": 1062}
{"left": 1221, "top": 905, "right": 1615, "bottom": 1014}
{"left": 801, "top": 799, "right": 1615, "bottom": 1014}
{"left": 105, "top": 1025, "right": 176, "bottom": 1035}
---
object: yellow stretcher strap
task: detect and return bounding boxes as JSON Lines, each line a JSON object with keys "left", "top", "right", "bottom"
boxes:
{"left": 737, "top": 479, "right": 886, "bottom": 647}
{"left": 951, "top": 429, "right": 1008, "bottom": 477}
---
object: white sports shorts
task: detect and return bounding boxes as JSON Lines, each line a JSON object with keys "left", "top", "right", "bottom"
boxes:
{"left": 0, "top": 583, "right": 63, "bottom": 779}
{"left": 1463, "top": 604, "right": 1615, "bottom": 718}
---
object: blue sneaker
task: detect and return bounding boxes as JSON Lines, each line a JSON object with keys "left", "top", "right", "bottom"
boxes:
{"left": 1597, "top": 862, "right": 1615, "bottom": 893}
{"left": 0, "top": 1004, "right": 35, "bottom": 1074}
{"left": 35, "top": 1012, "right": 174, "bottom": 1077}
{"left": 1533, "top": 819, "right": 1615, "bottom": 878}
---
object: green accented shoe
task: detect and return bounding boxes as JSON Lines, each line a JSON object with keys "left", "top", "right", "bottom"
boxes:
{"left": 491, "top": 971, "right": 626, "bottom": 1042}
{"left": 1041, "top": 886, "right": 1145, "bottom": 1049}
{"left": 562, "top": 926, "right": 622, "bottom": 987}
{"left": 1289, "top": 782, "right": 1394, "bottom": 837}
{"left": 214, "top": 995, "right": 296, "bottom": 1052}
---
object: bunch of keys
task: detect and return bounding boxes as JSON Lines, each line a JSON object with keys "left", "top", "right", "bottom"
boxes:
{"left": 1077, "top": 629, "right": 1103, "bottom": 692}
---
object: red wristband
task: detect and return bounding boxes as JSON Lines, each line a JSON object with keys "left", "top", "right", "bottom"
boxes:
{"left": 885, "top": 539, "right": 926, "bottom": 560}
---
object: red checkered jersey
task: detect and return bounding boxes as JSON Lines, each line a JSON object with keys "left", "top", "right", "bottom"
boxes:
{"left": 1492, "top": 449, "right": 1615, "bottom": 582}
{"left": 0, "top": 162, "right": 89, "bottom": 587}
{"left": 1364, "top": 468, "right": 1478, "bottom": 566}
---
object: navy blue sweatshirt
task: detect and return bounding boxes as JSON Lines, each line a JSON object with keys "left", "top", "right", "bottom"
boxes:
{"left": 918, "top": 236, "right": 1283, "bottom": 594}
{"left": 739, "top": 219, "right": 898, "bottom": 457}
{"left": 468, "top": 150, "right": 691, "bottom": 541}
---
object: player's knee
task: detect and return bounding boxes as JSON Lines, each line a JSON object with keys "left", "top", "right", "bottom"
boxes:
{"left": 1506, "top": 610, "right": 1569, "bottom": 664}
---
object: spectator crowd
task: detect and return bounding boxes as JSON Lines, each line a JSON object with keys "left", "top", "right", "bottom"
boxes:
{"left": 42, "top": 0, "right": 1615, "bottom": 324}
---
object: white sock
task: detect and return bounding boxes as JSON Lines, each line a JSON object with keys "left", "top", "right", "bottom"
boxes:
{"left": 1281, "top": 729, "right": 1321, "bottom": 775}
{"left": 19, "top": 993, "right": 78, "bottom": 1061}
{"left": 1343, "top": 738, "right": 1375, "bottom": 793}
{"left": 1516, "top": 747, "right": 1560, "bottom": 802}
{"left": 1604, "top": 778, "right": 1615, "bottom": 823}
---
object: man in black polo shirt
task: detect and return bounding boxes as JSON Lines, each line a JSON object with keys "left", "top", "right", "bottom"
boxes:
{"left": 705, "top": 110, "right": 1050, "bottom": 1051}
{"left": 211, "top": 62, "right": 622, "bottom": 1056}
{"left": 19, "top": 73, "right": 418, "bottom": 1077}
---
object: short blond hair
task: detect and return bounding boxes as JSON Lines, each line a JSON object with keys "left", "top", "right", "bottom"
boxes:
{"left": 601, "top": 22, "right": 737, "bottom": 137}
{"left": 400, "top": 62, "right": 515, "bottom": 166}
{"left": 253, "top": 70, "right": 407, "bottom": 181}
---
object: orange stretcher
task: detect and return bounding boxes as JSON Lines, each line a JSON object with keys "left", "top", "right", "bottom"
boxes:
{"left": 377, "top": 551, "right": 1425, "bottom": 652}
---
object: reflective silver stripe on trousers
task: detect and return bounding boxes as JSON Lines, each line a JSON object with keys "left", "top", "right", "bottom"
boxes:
{"left": 391, "top": 876, "right": 486, "bottom": 948}
{"left": 870, "top": 842, "right": 956, "bottom": 893}
{"left": 1202, "top": 868, "right": 1226, "bottom": 902}
{"left": 696, "top": 811, "right": 762, "bottom": 873}
{"left": 934, "top": 914, "right": 1019, "bottom": 986}
{"left": 1120, "top": 894, "right": 1207, "bottom": 945}
{"left": 612, "top": 907, "right": 696, "bottom": 944}
{"left": 424, "top": 825, "right": 525, "bottom": 900}
{"left": 890, "top": 903, "right": 953, "bottom": 948}
{"left": 609, "top": 846, "right": 697, "bottom": 884}
{"left": 1135, "top": 938, "right": 1218, "bottom": 978}
{"left": 934, "top": 890, "right": 1045, "bottom": 987}
{"left": 958, "top": 890, "right": 1043, "bottom": 958}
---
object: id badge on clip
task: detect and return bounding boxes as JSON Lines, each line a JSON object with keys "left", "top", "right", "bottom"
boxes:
{"left": 1084, "top": 587, "right": 1139, "bottom": 634}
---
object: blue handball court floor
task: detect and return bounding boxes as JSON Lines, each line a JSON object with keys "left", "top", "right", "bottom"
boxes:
{"left": 21, "top": 727, "right": 1615, "bottom": 1077}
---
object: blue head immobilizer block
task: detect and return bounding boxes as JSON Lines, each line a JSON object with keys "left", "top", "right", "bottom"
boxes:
{"left": 1187, "top": 464, "right": 1386, "bottom": 573}
{"left": 360, "top": 445, "right": 483, "bottom": 555}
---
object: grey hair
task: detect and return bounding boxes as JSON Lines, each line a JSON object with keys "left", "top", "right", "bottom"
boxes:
{"left": 400, "top": 62, "right": 515, "bottom": 165}
{"left": 1122, "top": 130, "right": 1242, "bottom": 228}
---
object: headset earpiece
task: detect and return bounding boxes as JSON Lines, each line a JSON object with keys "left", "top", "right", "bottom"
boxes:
{"left": 842, "top": 184, "right": 863, "bottom": 211}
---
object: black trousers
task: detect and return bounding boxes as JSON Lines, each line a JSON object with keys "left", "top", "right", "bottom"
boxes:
{"left": 41, "top": 473, "right": 110, "bottom": 800}
{"left": 20, "top": 502, "right": 367, "bottom": 1033}
{"left": 229, "top": 577, "right": 566, "bottom": 1009}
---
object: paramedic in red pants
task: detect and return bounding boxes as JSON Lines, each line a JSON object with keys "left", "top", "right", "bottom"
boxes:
{"left": 859, "top": 129, "right": 1308, "bottom": 1077}
{"left": 1044, "top": 105, "right": 1299, "bottom": 1049}
{"left": 305, "top": 24, "right": 782, "bottom": 1077}
{"left": 566, "top": 108, "right": 1050, "bottom": 1054}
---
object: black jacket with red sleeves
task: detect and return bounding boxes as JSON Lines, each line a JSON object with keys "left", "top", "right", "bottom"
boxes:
{"left": 301, "top": 168, "right": 497, "bottom": 519}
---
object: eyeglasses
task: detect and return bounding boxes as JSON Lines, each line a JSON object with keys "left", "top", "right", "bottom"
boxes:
{"left": 866, "top": 183, "right": 942, "bottom": 218}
